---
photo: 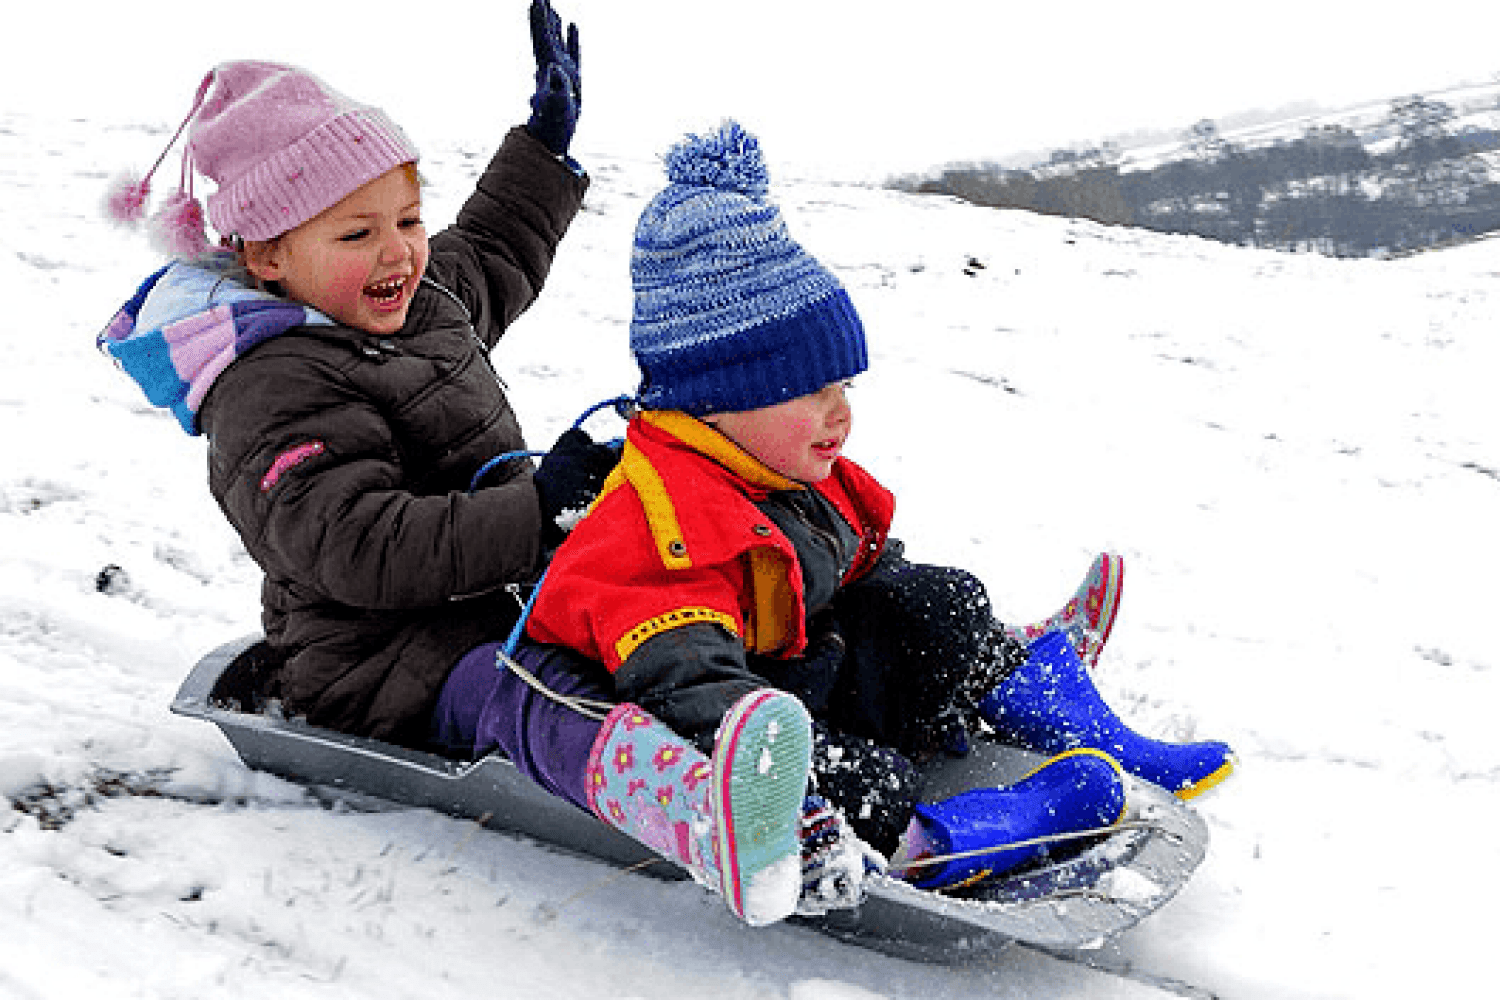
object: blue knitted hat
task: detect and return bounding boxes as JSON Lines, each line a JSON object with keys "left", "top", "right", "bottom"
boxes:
{"left": 630, "top": 121, "right": 868, "bottom": 415}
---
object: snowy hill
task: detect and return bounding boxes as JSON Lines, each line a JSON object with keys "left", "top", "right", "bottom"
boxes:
{"left": 1101, "top": 78, "right": 1500, "bottom": 172}
{"left": 2, "top": 108, "right": 1498, "bottom": 999}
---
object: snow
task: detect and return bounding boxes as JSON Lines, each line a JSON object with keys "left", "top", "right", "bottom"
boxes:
{"left": 741, "top": 854, "right": 802, "bottom": 930}
{"left": 3, "top": 106, "right": 1499, "bottom": 998}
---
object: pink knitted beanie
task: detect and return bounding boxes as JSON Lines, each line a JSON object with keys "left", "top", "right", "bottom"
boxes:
{"left": 106, "top": 61, "right": 419, "bottom": 254}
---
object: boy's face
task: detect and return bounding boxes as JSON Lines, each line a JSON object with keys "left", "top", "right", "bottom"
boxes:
{"left": 245, "top": 165, "right": 428, "bottom": 335}
{"left": 707, "top": 381, "right": 853, "bottom": 483}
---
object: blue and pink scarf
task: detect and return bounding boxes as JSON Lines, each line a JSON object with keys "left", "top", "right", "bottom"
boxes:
{"left": 98, "top": 252, "right": 331, "bottom": 435}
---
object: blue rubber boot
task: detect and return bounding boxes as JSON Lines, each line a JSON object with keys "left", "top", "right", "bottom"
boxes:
{"left": 980, "top": 630, "right": 1234, "bottom": 799}
{"left": 898, "top": 749, "right": 1126, "bottom": 890}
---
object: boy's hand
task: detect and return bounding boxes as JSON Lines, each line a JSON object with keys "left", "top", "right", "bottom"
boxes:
{"left": 527, "top": 0, "right": 582, "bottom": 157}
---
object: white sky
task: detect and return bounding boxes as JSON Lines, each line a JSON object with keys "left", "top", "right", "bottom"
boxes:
{"left": 9, "top": 1, "right": 1500, "bottom": 180}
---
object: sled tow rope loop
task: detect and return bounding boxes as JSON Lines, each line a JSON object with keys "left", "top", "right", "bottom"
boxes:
{"left": 468, "top": 448, "right": 547, "bottom": 494}
{"left": 572, "top": 393, "right": 637, "bottom": 429}
{"left": 501, "top": 567, "right": 547, "bottom": 658}
{"left": 468, "top": 395, "right": 637, "bottom": 495}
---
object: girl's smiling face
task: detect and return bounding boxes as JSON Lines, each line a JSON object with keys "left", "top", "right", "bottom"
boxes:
{"left": 707, "top": 381, "right": 853, "bottom": 483}
{"left": 244, "top": 164, "right": 428, "bottom": 335}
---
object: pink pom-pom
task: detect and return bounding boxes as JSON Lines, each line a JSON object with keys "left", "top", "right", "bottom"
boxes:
{"left": 105, "top": 173, "right": 151, "bottom": 225}
{"left": 148, "top": 191, "right": 211, "bottom": 258}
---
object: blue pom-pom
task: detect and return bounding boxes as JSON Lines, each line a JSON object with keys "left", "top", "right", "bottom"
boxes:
{"left": 663, "top": 120, "right": 769, "bottom": 197}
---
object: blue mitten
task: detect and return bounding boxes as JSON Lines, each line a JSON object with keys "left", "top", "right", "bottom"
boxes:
{"left": 526, "top": 0, "right": 582, "bottom": 157}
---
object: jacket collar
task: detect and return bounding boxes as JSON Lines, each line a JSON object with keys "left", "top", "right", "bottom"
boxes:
{"left": 640, "top": 409, "right": 804, "bottom": 493}
{"left": 596, "top": 409, "right": 811, "bottom": 573}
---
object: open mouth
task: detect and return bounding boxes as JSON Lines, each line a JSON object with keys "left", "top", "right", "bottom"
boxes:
{"left": 364, "top": 275, "right": 409, "bottom": 308}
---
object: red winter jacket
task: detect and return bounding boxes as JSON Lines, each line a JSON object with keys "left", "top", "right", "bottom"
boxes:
{"left": 525, "top": 409, "right": 894, "bottom": 743}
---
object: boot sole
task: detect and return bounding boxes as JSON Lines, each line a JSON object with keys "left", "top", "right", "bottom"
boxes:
{"left": 712, "top": 689, "right": 813, "bottom": 926}
{"left": 1085, "top": 553, "right": 1124, "bottom": 667}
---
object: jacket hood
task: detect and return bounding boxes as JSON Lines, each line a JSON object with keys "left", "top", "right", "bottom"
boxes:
{"left": 97, "top": 251, "right": 332, "bottom": 435}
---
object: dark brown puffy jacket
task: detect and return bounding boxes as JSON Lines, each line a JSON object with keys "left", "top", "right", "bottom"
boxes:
{"left": 198, "top": 128, "right": 588, "bottom": 745}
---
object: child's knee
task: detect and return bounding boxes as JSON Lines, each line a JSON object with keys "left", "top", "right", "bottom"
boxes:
{"left": 810, "top": 728, "right": 922, "bottom": 856}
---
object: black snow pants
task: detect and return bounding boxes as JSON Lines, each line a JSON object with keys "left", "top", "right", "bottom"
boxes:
{"left": 753, "top": 556, "right": 1028, "bottom": 855}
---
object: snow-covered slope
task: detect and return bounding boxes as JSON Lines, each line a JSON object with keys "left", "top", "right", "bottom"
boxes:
{"left": 2, "top": 109, "right": 1496, "bottom": 999}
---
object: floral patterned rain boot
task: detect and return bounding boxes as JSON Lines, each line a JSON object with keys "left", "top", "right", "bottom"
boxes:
{"left": 586, "top": 689, "right": 813, "bottom": 926}
{"left": 1005, "top": 552, "right": 1124, "bottom": 667}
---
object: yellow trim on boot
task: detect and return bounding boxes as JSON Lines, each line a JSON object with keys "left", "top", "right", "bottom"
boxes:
{"left": 939, "top": 867, "right": 995, "bottom": 891}
{"left": 1023, "top": 748, "right": 1130, "bottom": 826}
{"left": 1175, "top": 756, "right": 1236, "bottom": 800}
{"left": 1022, "top": 747, "right": 1125, "bottom": 780}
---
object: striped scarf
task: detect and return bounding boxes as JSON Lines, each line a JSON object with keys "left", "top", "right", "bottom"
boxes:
{"left": 98, "top": 252, "right": 331, "bottom": 435}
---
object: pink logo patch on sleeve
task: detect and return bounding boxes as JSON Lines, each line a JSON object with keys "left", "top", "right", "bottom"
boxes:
{"left": 260, "top": 440, "right": 326, "bottom": 492}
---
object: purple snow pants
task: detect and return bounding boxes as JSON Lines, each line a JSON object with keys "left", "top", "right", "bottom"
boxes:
{"left": 429, "top": 641, "right": 614, "bottom": 812}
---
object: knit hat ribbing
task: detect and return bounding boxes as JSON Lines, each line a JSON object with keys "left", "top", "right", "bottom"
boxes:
{"left": 630, "top": 121, "right": 867, "bottom": 415}
{"left": 105, "top": 61, "right": 419, "bottom": 252}
{"left": 194, "top": 61, "right": 418, "bottom": 241}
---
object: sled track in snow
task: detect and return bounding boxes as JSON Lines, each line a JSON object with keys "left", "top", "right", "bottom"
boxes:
{"left": 4, "top": 765, "right": 345, "bottom": 831}
{"left": 9, "top": 767, "right": 202, "bottom": 830}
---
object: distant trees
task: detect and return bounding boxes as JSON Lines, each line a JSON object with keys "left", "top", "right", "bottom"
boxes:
{"left": 1380, "top": 96, "right": 1485, "bottom": 206}
{"left": 1388, "top": 96, "right": 1460, "bottom": 176}
{"left": 1186, "top": 119, "right": 1229, "bottom": 162}
{"left": 890, "top": 92, "right": 1500, "bottom": 257}
{"left": 900, "top": 153, "right": 1135, "bottom": 227}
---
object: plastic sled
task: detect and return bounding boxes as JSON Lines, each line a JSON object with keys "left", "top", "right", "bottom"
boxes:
{"left": 173, "top": 635, "right": 1209, "bottom": 962}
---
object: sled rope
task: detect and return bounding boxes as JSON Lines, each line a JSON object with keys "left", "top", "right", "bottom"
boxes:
{"left": 494, "top": 646, "right": 613, "bottom": 722}
{"left": 468, "top": 395, "right": 635, "bottom": 493}
{"left": 473, "top": 394, "right": 636, "bottom": 661}
{"left": 468, "top": 448, "right": 549, "bottom": 494}
{"left": 445, "top": 811, "right": 495, "bottom": 862}
{"left": 884, "top": 818, "right": 1158, "bottom": 878}
{"left": 540, "top": 856, "right": 671, "bottom": 919}
{"left": 500, "top": 570, "right": 548, "bottom": 659}
{"left": 471, "top": 396, "right": 638, "bottom": 722}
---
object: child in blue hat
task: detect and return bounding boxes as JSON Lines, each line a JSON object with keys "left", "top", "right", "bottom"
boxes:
{"left": 518, "top": 121, "right": 1234, "bottom": 900}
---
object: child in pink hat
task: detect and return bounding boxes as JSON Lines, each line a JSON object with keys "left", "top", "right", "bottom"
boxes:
{"left": 97, "top": 3, "right": 849, "bottom": 928}
{"left": 100, "top": 0, "right": 607, "bottom": 736}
